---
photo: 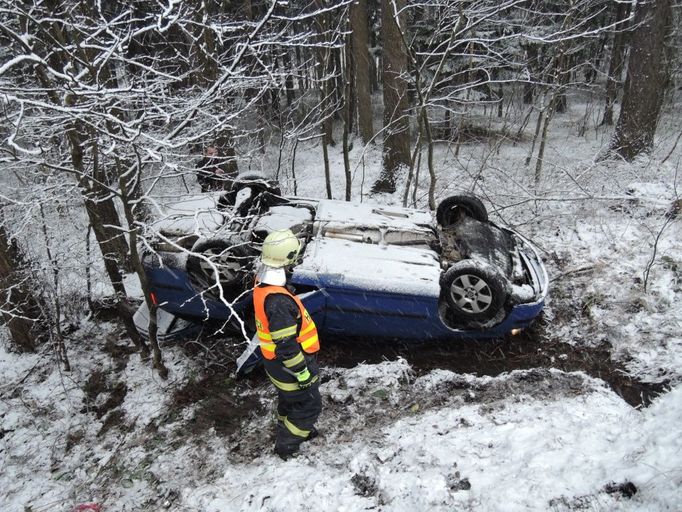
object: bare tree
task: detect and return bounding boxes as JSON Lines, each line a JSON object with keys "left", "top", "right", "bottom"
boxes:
{"left": 0, "top": 207, "right": 44, "bottom": 352}
{"left": 351, "top": 0, "right": 375, "bottom": 144}
{"left": 600, "top": 2, "right": 631, "bottom": 126}
{"left": 1, "top": 0, "right": 351, "bottom": 375}
{"left": 373, "top": 0, "right": 411, "bottom": 194}
{"left": 609, "top": 0, "right": 675, "bottom": 160}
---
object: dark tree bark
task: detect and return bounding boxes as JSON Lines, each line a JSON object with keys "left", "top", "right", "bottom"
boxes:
{"left": 523, "top": 43, "right": 539, "bottom": 105}
{"left": 601, "top": 2, "right": 630, "bottom": 126}
{"left": 215, "top": 130, "right": 239, "bottom": 177}
{"left": 12, "top": 3, "right": 150, "bottom": 359}
{"left": 282, "top": 51, "right": 296, "bottom": 107}
{"left": 373, "top": 0, "right": 411, "bottom": 194}
{"left": 191, "top": 0, "right": 219, "bottom": 85}
{"left": 314, "top": 1, "right": 335, "bottom": 147}
{"left": 610, "top": 0, "right": 673, "bottom": 160}
{"left": 78, "top": 158, "right": 150, "bottom": 359}
{"left": 343, "top": 32, "right": 353, "bottom": 201}
{"left": 351, "top": 0, "right": 374, "bottom": 144}
{"left": 0, "top": 214, "right": 45, "bottom": 353}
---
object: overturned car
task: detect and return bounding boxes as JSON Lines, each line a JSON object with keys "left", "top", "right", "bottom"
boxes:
{"left": 137, "top": 174, "right": 548, "bottom": 345}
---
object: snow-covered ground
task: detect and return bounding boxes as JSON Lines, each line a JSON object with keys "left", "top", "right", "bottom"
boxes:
{"left": 1, "top": 92, "right": 681, "bottom": 511}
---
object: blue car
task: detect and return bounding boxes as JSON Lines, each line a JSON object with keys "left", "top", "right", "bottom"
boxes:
{"left": 138, "top": 176, "right": 548, "bottom": 362}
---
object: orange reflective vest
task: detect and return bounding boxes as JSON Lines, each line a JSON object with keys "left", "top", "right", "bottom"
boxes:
{"left": 253, "top": 285, "right": 320, "bottom": 360}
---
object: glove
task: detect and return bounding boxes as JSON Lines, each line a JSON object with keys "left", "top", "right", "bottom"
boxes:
{"left": 294, "top": 367, "right": 313, "bottom": 389}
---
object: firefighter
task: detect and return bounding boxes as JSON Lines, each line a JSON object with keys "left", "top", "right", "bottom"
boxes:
{"left": 253, "top": 229, "right": 322, "bottom": 460}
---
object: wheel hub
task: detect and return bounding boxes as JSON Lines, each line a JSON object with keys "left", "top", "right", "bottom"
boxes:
{"left": 450, "top": 273, "right": 493, "bottom": 314}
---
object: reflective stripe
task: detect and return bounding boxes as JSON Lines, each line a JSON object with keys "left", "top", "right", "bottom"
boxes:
{"left": 267, "top": 372, "right": 299, "bottom": 391}
{"left": 270, "top": 325, "right": 297, "bottom": 340}
{"left": 277, "top": 414, "right": 286, "bottom": 423}
{"left": 298, "top": 330, "right": 317, "bottom": 343}
{"left": 254, "top": 285, "right": 320, "bottom": 360}
{"left": 283, "top": 352, "right": 305, "bottom": 369}
{"left": 283, "top": 417, "right": 310, "bottom": 438}
{"left": 300, "top": 335, "right": 319, "bottom": 351}
{"left": 260, "top": 341, "right": 276, "bottom": 353}
{"left": 257, "top": 330, "right": 272, "bottom": 341}
{"left": 266, "top": 372, "right": 318, "bottom": 392}
{"left": 299, "top": 322, "right": 316, "bottom": 335}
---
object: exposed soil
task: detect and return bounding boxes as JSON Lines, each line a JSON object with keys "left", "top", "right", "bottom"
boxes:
{"left": 81, "top": 369, "right": 128, "bottom": 418}
{"left": 102, "top": 336, "right": 138, "bottom": 372}
{"left": 318, "top": 317, "right": 669, "bottom": 408}
{"left": 173, "top": 370, "right": 265, "bottom": 437}
{"left": 119, "top": 308, "right": 669, "bottom": 453}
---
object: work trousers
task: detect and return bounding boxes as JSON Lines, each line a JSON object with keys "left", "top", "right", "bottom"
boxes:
{"left": 275, "top": 383, "right": 322, "bottom": 456}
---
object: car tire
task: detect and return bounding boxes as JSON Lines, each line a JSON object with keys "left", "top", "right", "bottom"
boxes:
{"left": 186, "top": 240, "right": 253, "bottom": 300}
{"left": 436, "top": 194, "right": 488, "bottom": 227}
{"left": 441, "top": 260, "right": 507, "bottom": 323}
{"left": 218, "top": 172, "right": 282, "bottom": 211}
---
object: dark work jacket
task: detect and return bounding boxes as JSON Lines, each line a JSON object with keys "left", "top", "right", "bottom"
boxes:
{"left": 262, "top": 291, "right": 319, "bottom": 396}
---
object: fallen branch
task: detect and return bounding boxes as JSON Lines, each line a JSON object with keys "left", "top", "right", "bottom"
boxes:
{"left": 549, "top": 264, "right": 596, "bottom": 283}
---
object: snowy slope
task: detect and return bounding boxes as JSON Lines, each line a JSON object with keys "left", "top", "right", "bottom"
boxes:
{"left": 2, "top": 90, "right": 681, "bottom": 512}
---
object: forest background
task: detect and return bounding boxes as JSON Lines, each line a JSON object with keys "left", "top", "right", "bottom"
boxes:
{"left": 0, "top": 1, "right": 681, "bottom": 510}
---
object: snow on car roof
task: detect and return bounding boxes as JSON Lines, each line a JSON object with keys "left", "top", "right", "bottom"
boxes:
{"left": 313, "top": 199, "right": 434, "bottom": 231}
{"left": 148, "top": 193, "right": 226, "bottom": 235}
{"left": 294, "top": 237, "right": 442, "bottom": 297}
{"left": 254, "top": 205, "right": 314, "bottom": 232}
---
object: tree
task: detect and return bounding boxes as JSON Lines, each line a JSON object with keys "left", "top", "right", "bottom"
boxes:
{"left": 600, "top": 2, "right": 630, "bottom": 126}
{"left": 0, "top": 209, "right": 44, "bottom": 353}
{"left": 351, "top": 0, "right": 375, "bottom": 144}
{"left": 1, "top": 0, "right": 350, "bottom": 375}
{"left": 373, "top": 0, "right": 411, "bottom": 194}
{"left": 609, "top": 0, "right": 674, "bottom": 160}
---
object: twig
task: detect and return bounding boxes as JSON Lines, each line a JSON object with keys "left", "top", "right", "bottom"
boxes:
{"left": 643, "top": 216, "right": 673, "bottom": 292}
{"left": 661, "top": 130, "right": 682, "bottom": 164}
{"left": 0, "top": 359, "right": 42, "bottom": 394}
{"left": 549, "top": 264, "right": 596, "bottom": 283}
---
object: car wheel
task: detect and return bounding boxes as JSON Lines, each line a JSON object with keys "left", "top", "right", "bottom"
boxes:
{"left": 218, "top": 172, "right": 282, "bottom": 211}
{"left": 436, "top": 194, "right": 488, "bottom": 227}
{"left": 186, "top": 240, "right": 253, "bottom": 300}
{"left": 441, "top": 260, "right": 507, "bottom": 323}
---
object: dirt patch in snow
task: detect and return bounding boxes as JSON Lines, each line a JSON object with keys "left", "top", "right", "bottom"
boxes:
{"left": 102, "top": 336, "right": 138, "bottom": 372}
{"left": 319, "top": 318, "right": 668, "bottom": 408}
{"left": 172, "top": 369, "right": 265, "bottom": 437}
{"left": 81, "top": 369, "right": 128, "bottom": 418}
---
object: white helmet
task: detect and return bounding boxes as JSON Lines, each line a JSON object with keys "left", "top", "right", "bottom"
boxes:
{"left": 260, "top": 229, "right": 301, "bottom": 268}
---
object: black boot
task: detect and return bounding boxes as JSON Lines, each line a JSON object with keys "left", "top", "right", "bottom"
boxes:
{"left": 275, "top": 446, "right": 299, "bottom": 461}
{"left": 303, "top": 427, "right": 319, "bottom": 442}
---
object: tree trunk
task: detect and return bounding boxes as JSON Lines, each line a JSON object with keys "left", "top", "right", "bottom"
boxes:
{"left": 322, "top": 132, "right": 332, "bottom": 199}
{"left": 609, "top": 0, "right": 673, "bottom": 160}
{"left": 422, "top": 109, "right": 437, "bottom": 211}
{"left": 0, "top": 214, "right": 44, "bottom": 352}
{"left": 73, "top": 139, "right": 149, "bottom": 357}
{"left": 119, "top": 175, "right": 168, "bottom": 378}
{"left": 374, "top": 0, "right": 411, "bottom": 194}
{"left": 601, "top": 2, "right": 630, "bottom": 126}
{"left": 189, "top": 0, "right": 219, "bottom": 85}
{"left": 343, "top": 33, "right": 353, "bottom": 201}
{"left": 351, "top": 0, "right": 374, "bottom": 144}
{"left": 282, "top": 51, "right": 296, "bottom": 107}
{"left": 314, "top": 2, "right": 335, "bottom": 147}
{"left": 81, "top": 184, "right": 149, "bottom": 357}
{"left": 523, "top": 44, "right": 539, "bottom": 105}
{"left": 215, "top": 130, "right": 239, "bottom": 176}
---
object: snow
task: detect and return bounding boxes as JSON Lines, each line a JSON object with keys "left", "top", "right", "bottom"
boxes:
{"left": 1, "top": 89, "right": 681, "bottom": 512}
{"left": 253, "top": 204, "right": 314, "bottom": 233}
{"left": 314, "top": 198, "right": 434, "bottom": 230}
{"left": 180, "top": 365, "right": 682, "bottom": 512}
{"left": 295, "top": 237, "right": 442, "bottom": 296}
{"left": 148, "top": 192, "right": 227, "bottom": 235}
